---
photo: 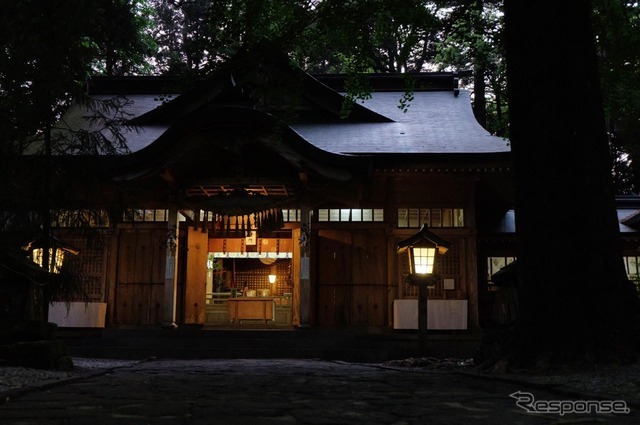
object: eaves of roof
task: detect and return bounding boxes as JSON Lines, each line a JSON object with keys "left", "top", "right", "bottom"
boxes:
{"left": 45, "top": 72, "right": 510, "bottom": 167}
{"left": 109, "top": 105, "right": 359, "bottom": 184}
{"left": 292, "top": 90, "right": 510, "bottom": 155}
{"left": 482, "top": 207, "right": 640, "bottom": 237}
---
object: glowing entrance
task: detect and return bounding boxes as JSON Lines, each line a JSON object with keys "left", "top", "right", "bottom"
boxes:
{"left": 204, "top": 237, "right": 294, "bottom": 327}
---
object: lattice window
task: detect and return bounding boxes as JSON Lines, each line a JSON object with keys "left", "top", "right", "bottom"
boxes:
{"left": 397, "top": 208, "right": 464, "bottom": 228}
{"left": 234, "top": 260, "right": 292, "bottom": 296}
{"left": 61, "top": 238, "right": 108, "bottom": 302}
{"left": 53, "top": 210, "right": 110, "bottom": 227}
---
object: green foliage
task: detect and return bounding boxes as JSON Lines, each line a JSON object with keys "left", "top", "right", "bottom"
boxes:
{"left": 53, "top": 96, "right": 137, "bottom": 155}
{"left": 398, "top": 76, "right": 416, "bottom": 113}
{"left": 593, "top": 0, "right": 640, "bottom": 193}
{"left": 92, "top": 0, "right": 159, "bottom": 76}
{"left": 146, "top": 0, "right": 318, "bottom": 75}
{"left": 434, "top": 1, "right": 508, "bottom": 136}
{"left": 340, "top": 72, "right": 373, "bottom": 118}
{"left": 312, "top": 0, "right": 440, "bottom": 73}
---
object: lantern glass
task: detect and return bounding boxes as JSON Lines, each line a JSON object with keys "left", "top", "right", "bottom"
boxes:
{"left": 32, "top": 248, "right": 65, "bottom": 274}
{"left": 413, "top": 247, "right": 436, "bottom": 275}
{"left": 268, "top": 274, "right": 277, "bottom": 284}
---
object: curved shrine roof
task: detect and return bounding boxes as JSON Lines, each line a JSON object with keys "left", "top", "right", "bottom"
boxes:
{"left": 292, "top": 90, "right": 509, "bottom": 155}
{"left": 47, "top": 76, "right": 510, "bottom": 159}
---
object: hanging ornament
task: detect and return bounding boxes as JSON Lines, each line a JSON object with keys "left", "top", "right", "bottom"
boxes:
{"left": 277, "top": 208, "right": 284, "bottom": 229}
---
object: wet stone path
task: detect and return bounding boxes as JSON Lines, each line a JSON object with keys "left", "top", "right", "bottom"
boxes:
{"left": 0, "top": 359, "right": 637, "bottom": 424}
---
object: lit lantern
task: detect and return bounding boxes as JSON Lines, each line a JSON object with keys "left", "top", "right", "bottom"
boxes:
{"left": 396, "top": 225, "right": 450, "bottom": 354}
{"left": 27, "top": 237, "right": 79, "bottom": 274}
{"left": 397, "top": 225, "right": 450, "bottom": 280}
{"left": 410, "top": 246, "right": 436, "bottom": 275}
{"left": 268, "top": 274, "right": 277, "bottom": 284}
{"left": 31, "top": 247, "right": 65, "bottom": 274}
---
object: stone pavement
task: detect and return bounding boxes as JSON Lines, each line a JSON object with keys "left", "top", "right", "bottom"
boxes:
{"left": 0, "top": 358, "right": 637, "bottom": 424}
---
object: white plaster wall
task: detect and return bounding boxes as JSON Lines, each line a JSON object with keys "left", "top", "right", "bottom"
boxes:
{"left": 48, "top": 302, "right": 107, "bottom": 328}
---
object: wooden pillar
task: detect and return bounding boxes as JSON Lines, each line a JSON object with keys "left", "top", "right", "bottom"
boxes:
{"left": 417, "top": 282, "right": 429, "bottom": 355}
{"left": 184, "top": 224, "right": 208, "bottom": 324}
{"left": 408, "top": 274, "right": 439, "bottom": 355}
{"left": 298, "top": 206, "right": 311, "bottom": 328}
{"left": 106, "top": 228, "right": 119, "bottom": 326}
{"left": 162, "top": 207, "right": 179, "bottom": 329}
{"left": 465, "top": 235, "right": 480, "bottom": 330}
{"left": 465, "top": 179, "right": 480, "bottom": 330}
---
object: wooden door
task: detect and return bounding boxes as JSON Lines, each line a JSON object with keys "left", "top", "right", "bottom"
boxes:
{"left": 316, "top": 229, "right": 387, "bottom": 327}
{"left": 351, "top": 230, "right": 387, "bottom": 327}
{"left": 317, "top": 230, "right": 352, "bottom": 326}
{"left": 115, "top": 229, "right": 166, "bottom": 325}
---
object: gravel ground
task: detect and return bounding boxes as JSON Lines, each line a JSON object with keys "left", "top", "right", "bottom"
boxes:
{"left": 2, "top": 357, "right": 639, "bottom": 406}
{"left": 383, "top": 357, "right": 640, "bottom": 405}
{"left": 501, "top": 362, "right": 640, "bottom": 404}
{"left": 0, "top": 358, "right": 142, "bottom": 394}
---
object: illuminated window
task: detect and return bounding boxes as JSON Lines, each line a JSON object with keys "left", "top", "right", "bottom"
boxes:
{"left": 317, "top": 208, "right": 384, "bottom": 222}
{"left": 623, "top": 256, "right": 640, "bottom": 292}
{"left": 486, "top": 256, "right": 516, "bottom": 291}
{"left": 398, "top": 208, "right": 464, "bottom": 228}
{"left": 282, "top": 209, "right": 301, "bottom": 222}
{"left": 122, "top": 209, "right": 169, "bottom": 222}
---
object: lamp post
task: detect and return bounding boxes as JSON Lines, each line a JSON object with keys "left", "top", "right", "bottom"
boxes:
{"left": 397, "top": 225, "right": 450, "bottom": 355}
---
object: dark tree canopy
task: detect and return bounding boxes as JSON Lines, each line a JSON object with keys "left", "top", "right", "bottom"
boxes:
{"left": 0, "top": 0, "right": 151, "bottom": 150}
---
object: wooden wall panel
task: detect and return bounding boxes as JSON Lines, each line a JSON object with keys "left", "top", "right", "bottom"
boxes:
{"left": 115, "top": 228, "right": 167, "bottom": 326}
{"left": 351, "top": 285, "right": 386, "bottom": 327}
{"left": 133, "top": 231, "right": 153, "bottom": 283}
{"left": 117, "top": 230, "right": 137, "bottom": 284}
{"left": 149, "top": 283, "right": 164, "bottom": 325}
{"left": 388, "top": 174, "right": 470, "bottom": 205}
{"left": 317, "top": 230, "right": 352, "bottom": 327}
{"left": 151, "top": 231, "right": 167, "bottom": 284}
{"left": 316, "top": 229, "right": 388, "bottom": 327}
{"left": 116, "top": 283, "right": 150, "bottom": 325}
{"left": 350, "top": 230, "right": 387, "bottom": 327}
{"left": 318, "top": 286, "right": 350, "bottom": 327}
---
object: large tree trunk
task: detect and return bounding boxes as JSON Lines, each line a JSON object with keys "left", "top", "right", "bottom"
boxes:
{"left": 503, "top": 0, "right": 640, "bottom": 365}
